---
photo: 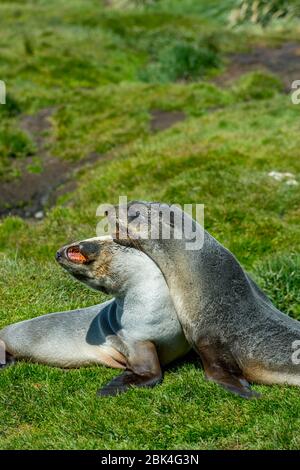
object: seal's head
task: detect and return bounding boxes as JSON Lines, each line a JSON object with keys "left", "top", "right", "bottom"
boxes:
{"left": 56, "top": 235, "right": 121, "bottom": 294}
{"left": 109, "top": 201, "right": 174, "bottom": 247}
{"left": 108, "top": 200, "right": 201, "bottom": 258}
{"left": 55, "top": 235, "right": 154, "bottom": 296}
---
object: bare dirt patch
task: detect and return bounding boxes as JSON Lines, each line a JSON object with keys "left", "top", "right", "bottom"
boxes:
{"left": 216, "top": 42, "right": 300, "bottom": 90}
{"left": 150, "top": 109, "right": 186, "bottom": 132}
{"left": 21, "top": 108, "right": 53, "bottom": 148}
{"left": 0, "top": 109, "right": 106, "bottom": 219}
{"left": 1, "top": 107, "right": 184, "bottom": 220}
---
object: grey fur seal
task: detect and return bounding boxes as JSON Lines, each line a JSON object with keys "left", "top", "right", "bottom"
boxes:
{"left": 110, "top": 200, "right": 300, "bottom": 398}
{"left": 0, "top": 236, "right": 190, "bottom": 396}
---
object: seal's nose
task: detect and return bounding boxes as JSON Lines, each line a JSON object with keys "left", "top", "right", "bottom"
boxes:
{"left": 55, "top": 249, "right": 63, "bottom": 262}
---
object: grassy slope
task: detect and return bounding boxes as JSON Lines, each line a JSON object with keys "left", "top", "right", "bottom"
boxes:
{"left": 0, "top": 0, "right": 299, "bottom": 449}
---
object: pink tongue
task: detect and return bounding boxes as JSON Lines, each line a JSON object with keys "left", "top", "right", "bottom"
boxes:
{"left": 67, "top": 248, "right": 87, "bottom": 264}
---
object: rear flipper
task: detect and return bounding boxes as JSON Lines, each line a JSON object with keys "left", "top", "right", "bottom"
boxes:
{"left": 0, "top": 351, "right": 16, "bottom": 370}
{"left": 98, "top": 341, "right": 163, "bottom": 397}
{"left": 195, "top": 337, "right": 261, "bottom": 399}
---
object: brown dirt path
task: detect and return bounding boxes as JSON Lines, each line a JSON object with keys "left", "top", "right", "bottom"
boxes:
{"left": 215, "top": 42, "right": 300, "bottom": 90}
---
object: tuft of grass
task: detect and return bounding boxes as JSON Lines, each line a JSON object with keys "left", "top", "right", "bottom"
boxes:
{"left": 0, "top": 94, "right": 22, "bottom": 117}
{"left": 140, "top": 40, "right": 220, "bottom": 83}
{"left": 23, "top": 34, "right": 35, "bottom": 56}
{"left": 0, "top": 128, "right": 35, "bottom": 160}
{"left": 233, "top": 71, "right": 284, "bottom": 100}
{"left": 0, "top": 126, "right": 36, "bottom": 180}
{"left": 228, "top": 0, "right": 298, "bottom": 28}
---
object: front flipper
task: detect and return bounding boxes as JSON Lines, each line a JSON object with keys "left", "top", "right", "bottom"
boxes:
{"left": 99, "top": 370, "right": 162, "bottom": 397}
{"left": 195, "top": 337, "right": 261, "bottom": 399}
{"left": 98, "top": 341, "right": 163, "bottom": 397}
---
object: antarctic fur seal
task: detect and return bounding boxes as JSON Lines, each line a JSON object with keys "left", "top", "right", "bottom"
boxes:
{"left": 0, "top": 237, "right": 190, "bottom": 396}
{"left": 110, "top": 201, "right": 300, "bottom": 398}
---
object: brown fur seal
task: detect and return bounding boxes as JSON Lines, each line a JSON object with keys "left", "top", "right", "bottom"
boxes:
{"left": 0, "top": 236, "right": 190, "bottom": 396}
{"left": 110, "top": 201, "right": 300, "bottom": 398}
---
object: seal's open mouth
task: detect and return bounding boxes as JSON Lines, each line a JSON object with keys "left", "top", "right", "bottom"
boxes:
{"left": 66, "top": 246, "right": 88, "bottom": 264}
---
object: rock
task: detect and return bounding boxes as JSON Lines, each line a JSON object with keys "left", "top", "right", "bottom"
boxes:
{"left": 34, "top": 211, "right": 44, "bottom": 219}
{"left": 268, "top": 171, "right": 298, "bottom": 186}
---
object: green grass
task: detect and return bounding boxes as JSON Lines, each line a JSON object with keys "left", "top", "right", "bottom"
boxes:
{"left": 0, "top": 0, "right": 300, "bottom": 450}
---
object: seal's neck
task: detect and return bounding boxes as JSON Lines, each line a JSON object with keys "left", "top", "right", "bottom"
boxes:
{"left": 112, "top": 250, "right": 163, "bottom": 303}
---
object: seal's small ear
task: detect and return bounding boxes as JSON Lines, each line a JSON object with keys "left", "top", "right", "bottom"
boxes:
{"left": 195, "top": 337, "right": 261, "bottom": 399}
{"left": 97, "top": 341, "right": 163, "bottom": 397}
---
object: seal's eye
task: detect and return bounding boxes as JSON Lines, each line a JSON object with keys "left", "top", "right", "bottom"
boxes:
{"left": 67, "top": 247, "right": 88, "bottom": 264}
